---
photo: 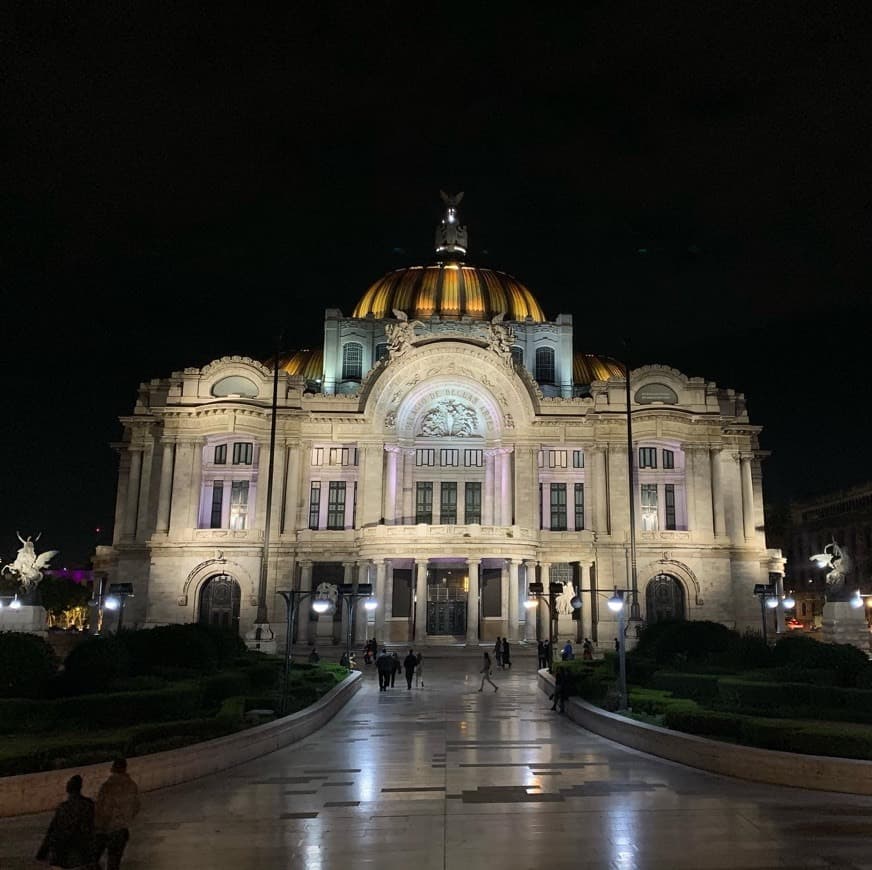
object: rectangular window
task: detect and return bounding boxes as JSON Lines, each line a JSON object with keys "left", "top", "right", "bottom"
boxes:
{"left": 327, "top": 481, "right": 346, "bottom": 529}
{"left": 537, "top": 450, "right": 544, "bottom": 468}
{"left": 539, "top": 483, "right": 544, "bottom": 529}
{"left": 572, "top": 450, "right": 584, "bottom": 469}
{"left": 574, "top": 483, "right": 585, "bottom": 531}
{"left": 665, "top": 483, "right": 676, "bottom": 530}
{"left": 415, "top": 482, "right": 433, "bottom": 523}
{"left": 641, "top": 483, "right": 659, "bottom": 531}
{"left": 391, "top": 568, "right": 412, "bottom": 618}
{"left": 663, "top": 449, "right": 675, "bottom": 469}
{"left": 550, "top": 483, "right": 567, "bottom": 531}
{"left": 232, "top": 442, "right": 253, "bottom": 465}
{"left": 440, "top": 482, "right": 458, "bottom": 524}
{"left": 464, "top": 482, "right": 482, "bottom": 524}
{"left": 415, "top": 448, "right": 435, "bottom": 466}
{"left": 440, "top": 448, "right": 459, "bottom": 467}
{"left": 481, "top": 567, "right": 502, "bottom": 617}
{"left": 328, "top": 447, "right": 356, "bottom": 466}
{"left": 311, "top": 447, "right": 324, "bottom": 466}
{"left": 214, "top": 444, "right": 227, "bottom": 465}
{"left": 549, "top": 450, "right": 567, "bottom": 469}
{"left": 308, "top": 481, "right": 321, "bottom": 530}
{"left": 229, "top": 480, "right": 249, "bottom": 530}
{"left": 464, "top": 449, "right": 483, "bottom": 467}
{"left": 639, "top": 447, "right": 657, "bottom": 469}
{"left": 210, "top": 481, "right": 224, "bottom": 528}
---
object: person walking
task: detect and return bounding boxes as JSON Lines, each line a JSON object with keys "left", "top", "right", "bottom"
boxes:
{"left": 415, "top": 651, "right": 424, "bottom": 687}
{"left": 376, "top": 648, "right": 392, "bottom": 691}
{"left": 537, "top": 640, "right": 546, "bottom": 670}
{"left": 36, "top": 775, "right": 96, "bottom": 869}
{"left": 551, "top": 668, "right": 568, "bottom": 713}
{"left": 544, "top": 639, "right": 553, "bottom": 671}
{"left": 94, "top": 758, "right": 140, "bottom": 870}
{"left": 478, "top": 651, "right": 498, "bottom": 692}
{"left": 561, "top": 639, "right": 574, "bottom": 661}
{"left": 494, "top": 637, "right": 503, "bottom": 669}
{"left": 403, "top": 648, "right": 417, "bottom": 689}
{"left": 582, "top": 638, "right": 594, "bottom": 661}
{"left": 390, "top": 652, "right": 401, "bottom": 688}
{"left": 502, "top": 637, "right": 511, "bottom": 669}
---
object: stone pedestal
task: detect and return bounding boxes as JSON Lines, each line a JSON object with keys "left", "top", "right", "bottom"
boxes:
{"left": 0, "top": 605, "right": 47, "bottom": 636}
{"left": 555, "top": 614, "right": 576, "bottom": 648}
{"left": 822, "top": 602, "right": 870, "bottom": 652}
{"left": 244, "top": 623, "right": 277, "bottom": 654}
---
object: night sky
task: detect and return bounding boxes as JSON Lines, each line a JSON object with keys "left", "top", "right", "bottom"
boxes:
{"left": 4, "top": 3, "right": 871, "bottom": 565}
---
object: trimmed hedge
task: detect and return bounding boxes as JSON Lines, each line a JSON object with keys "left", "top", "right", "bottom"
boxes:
{"left": 0, "top": 682, "right": 203, "bottom": 733}
{"left": 634, "top": 619, "right": 738, "bottom": 665}
{"left": 771, "top": 634, "right": 868, "bottom": 687}
{"left": 552, "top": 660, "right": 612, "bottom": 701}
{"left": 63, "top": 635, "right": 129, "bottom": 693}
{"left": 0, "top": 632, "right": 57, "bottom": 698}
{"left": 650, "top": 672, "right": 721, "bottom": 703}
{"left": 718, "top": 678, "right": 872, "bottom": 721}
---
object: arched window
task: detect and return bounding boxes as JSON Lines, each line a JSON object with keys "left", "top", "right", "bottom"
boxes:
{"left": 341, "top": 342, "right": 363, "bottom": 381}
{"left": 375, "top": 342, "right": 388, "bottom": 362}
{"left": 511, "top": 346, "right": 524, "bottom": 367}
{"left": 198, "top": 574, "right": 241, "bottom": 632}
{"left": 535, "top": 347, "right": 555, "bottom": 385}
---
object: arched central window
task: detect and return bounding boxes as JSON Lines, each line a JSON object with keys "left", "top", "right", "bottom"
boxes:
{"left": 342, "top": 342, "right": 363, "bottom": 381}
{"left": 535, "top": 347, "right": 555, "bottom": 385}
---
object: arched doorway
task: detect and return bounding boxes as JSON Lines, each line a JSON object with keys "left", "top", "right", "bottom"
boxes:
{"left": 645, "top": 574, "right": 686, "bottom": 623}
{"left": 198, "top": 574, "right": 241, "bottom": 632}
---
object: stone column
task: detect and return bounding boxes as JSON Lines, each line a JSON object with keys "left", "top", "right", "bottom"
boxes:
{"left": 683, "top": 446, "right": 697, "bottom": 532}
{"left": 168, "top": 440, "right": 194, "bottom": 535}
{"left": 507, "top": 559, "right": 520, "bottom": 641}
{"left": 298, "top": 561, "right": 313, "bottom": 644}
{"left": 414, "top": 559, "right": 428, "bottom": 642}
{"left": 590, "top": 447, "right": 609, "bottom": 535}
{"left": 540, "top": 561, "right": 552, "bottom": 643}
{"left": 724, "top": 452, "right": 744, "bottom": 542}
{"left": 499, "top": 447, "right": 513, "bottom": 525}
{"left": 155, "top": 440, "right": 175, "bottom": 534}
{"left": 483, "top": 449, "right": 496, "bottom": 525}
{"left": 740, "top": 454, "right": 756, "bottom": 541}
{"left": 689, "top": 445, "right": 714, "bottom": 536}
{"left": 500, "top": 560, "right": 509, "bottom": 633}
{"left": 710, "top": 448, "right": 726, "bottom": 537}
{"left": 282, "top": 443, "right": 301, "bottom": 535}
{"left": 579, "top": 563, "right": 594, "bottom": 641}
{"left": 466, "top": 559, "right": 480, "bottom": 645}
{"left": 523, "top": 561, "right": 537, "bottom": 642}
{"left": 123, "top": 447, "right": 143, "bottom": 539}
{"left": 401, "top": 449, "right": 414, "bottom": 524}
{"left": 355, "top": 561, "right": 371, "bottom": 643}
{"left": 254, "top": 441, "right": 271, "bottom": 534}
{"left": 374, "top": 559, "right": 387, "bottom": 640}
{"left": 514, "top": 444, "right": 538, "bottom": 530}
{"left": 269, "top": 442, "right": 286, "bottom": 538}
{"left": 774, "top": 570, "right": 786, "bottom": 635}
{"left": 384, "top": 446, "right": 400, "bottom": 524}
{"left": 187, "top": 440, "right": 203, "bottom": 530}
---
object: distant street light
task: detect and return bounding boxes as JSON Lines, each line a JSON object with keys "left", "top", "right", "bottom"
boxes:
{"left": 607, "top": 589, "right": 628, "bottom": 711}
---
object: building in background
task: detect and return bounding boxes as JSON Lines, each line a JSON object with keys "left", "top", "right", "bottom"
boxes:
{"left": 95, "top": 196, "right": 784, "bottom": 649}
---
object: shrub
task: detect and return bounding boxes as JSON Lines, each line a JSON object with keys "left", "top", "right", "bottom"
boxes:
{"left": 552, "top": 660, "right": 612, "bottom": 701}
{"left": 119, "top": 624, "right": 220, "bottom": 675}
{"left": 634, "top": 620, "right": 738, "bottom": 666}
{"left": 650, "top": 672, "right": 721, "bottom": 703}
{"left": 664, "top": 709, "right": 744, "bottom": 740}
{"left": 720, "top": 631, "right": 772, "bottom": 670}
{"left": 200, "top": 670, "right": 251, "bottom": 709}
{"left": 772, "top": 634, "right": 868, "bottom": 687}
{"left": 63, "top": 636, "right": 129, "bottom": 693}
{"left": 628, "top": 688, "right": 699, "bottom": 718}
{"left": 625, "top": 656, "right": 659, "bottom": 687}
{"left": 0, "top": 632, "right": 58, "bottom": 698}
{"left": 243, "top": 660, "right": 282, "bottom": 690}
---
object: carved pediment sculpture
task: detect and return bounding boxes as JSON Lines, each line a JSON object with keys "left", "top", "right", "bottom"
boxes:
{"left": 418, "top": 399, "right": 479, "bottom": 438}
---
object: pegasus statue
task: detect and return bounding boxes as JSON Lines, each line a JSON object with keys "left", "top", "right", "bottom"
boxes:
{"left": 2, "top": 533, "right": 58, "bottom": 594}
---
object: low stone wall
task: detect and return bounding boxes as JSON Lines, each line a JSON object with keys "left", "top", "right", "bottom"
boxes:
{"left": 538, "top": 670, "right": 872, "bottom": 795}
{"left": 0, "top": 670, "right": 362, "bottom": 818}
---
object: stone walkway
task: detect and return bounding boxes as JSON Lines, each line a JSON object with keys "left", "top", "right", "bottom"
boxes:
{"left": 3, "top": 658, "right": 872, "bottom": 869}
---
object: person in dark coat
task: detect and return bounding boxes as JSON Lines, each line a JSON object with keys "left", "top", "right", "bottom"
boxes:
{"left": 494, "top": 637, "right": 503, "bottom": 669}
{"left": 376, "top": 648, "right": 392, "bottom": 691}
{"left": 36, "top": 775, "right": 96, "bottom": 869}
{"left": 537, "top": 640, "right": 546, "bottom": 670}
{"left": 390, "top": 652, "right": 401, "bottom": 687}
{"left": 551, "top": 668, "right": 568, "bottom": 713}
{"left": 543, "top": 639, "right": 553, "bottom": 671}
{"left": 403, "top": 649, "right": 417, "bottom": 689}
{"left": 502, "top": 637, "right": 511, "bottom": 669}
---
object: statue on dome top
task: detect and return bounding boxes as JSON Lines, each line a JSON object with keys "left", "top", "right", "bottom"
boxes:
{"left": 435, "top": 191, "right": 468, "bottom": 258}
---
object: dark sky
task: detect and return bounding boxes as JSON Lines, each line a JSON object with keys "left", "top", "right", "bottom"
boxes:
{"left": 3, "top": 2, "right": 871, "bottom": 564}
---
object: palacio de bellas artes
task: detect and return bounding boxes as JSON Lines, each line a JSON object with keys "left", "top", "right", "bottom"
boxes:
{"left": 96, "top": 193, "right": 785, "bottom": 653}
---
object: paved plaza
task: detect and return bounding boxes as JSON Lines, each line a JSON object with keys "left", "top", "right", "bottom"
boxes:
{"left": 3, "top": 657, "right": 872, "bottom": 869}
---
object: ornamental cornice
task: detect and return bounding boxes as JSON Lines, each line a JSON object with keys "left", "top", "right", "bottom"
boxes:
{"left": 199, "top": 356, "right": 272, "bottom": 378}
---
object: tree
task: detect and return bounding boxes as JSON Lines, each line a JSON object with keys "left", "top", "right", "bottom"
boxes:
{"left": 37, "top": 576, "right": 90, "bottom": 618}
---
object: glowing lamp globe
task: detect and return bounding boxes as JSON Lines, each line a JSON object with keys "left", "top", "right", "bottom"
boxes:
{"left": 104, "top": 596, "right": 120, "bottom": 611}
{"left": 851, "top": 592, "right": 864, "bottom": 609}
{"left": 312, "top": 598, "right": 331, "bottom": 615}
{"left": 607, "top": 593, "right": 624, "bottom": 614}
{"left": 524, "top": 598, "right": 538, "bottom": 610}
{"left": 364, "top": 597, "right": 378, "bottom": 611}
{"left": 765, "top": 597, "right": 779, "bottom": 609}
{"left": 782, "top": 594, "right": 796, "bottom": 610}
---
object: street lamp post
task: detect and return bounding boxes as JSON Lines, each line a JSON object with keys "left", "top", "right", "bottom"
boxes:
{"left": 275, "top": 589, "right": 315, "bottom": 715}
{"left": 607, "top": 589, "right": 628, "bottom": 710}
{"left": 103, "top": 582, "right": 135, "bottom": 633}
{"left": 526, "top": 581, "right": 564, "bottom": 646}
{"left": 338, "top": 583, "right": 375, "bottom": 665}
{"left": 754, "top": 582, "right": 795, "bottom": 643}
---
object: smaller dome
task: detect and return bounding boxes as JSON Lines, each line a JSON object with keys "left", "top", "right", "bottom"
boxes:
{"left": 277, "top": 348, "right": 323, "bottom": 381}
{"left": 573, "top": 352, "right": 625, "bottom": 385}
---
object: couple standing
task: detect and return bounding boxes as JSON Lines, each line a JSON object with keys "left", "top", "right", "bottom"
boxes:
{"left": 493, "top": 636, "right": 512, "bottom": 669}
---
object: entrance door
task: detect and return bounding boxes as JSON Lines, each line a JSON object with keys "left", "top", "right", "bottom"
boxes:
{"left": 198, "top": 574, "right": 241, "bottom": 632}
{"left": 426, "top": 568, "right": 467, "bottom": 635}
{"left": 645, "top": 573, "right": 686, "bottom": 623}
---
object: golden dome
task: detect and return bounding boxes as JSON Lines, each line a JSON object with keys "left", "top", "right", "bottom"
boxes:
{"left": 277, "top": 348, "right": 323, "bottom": 380}
{"left": 352, "top": 263, "right": 547, "bottom": 322}
{"left": 573, "top": 352, "right": 625, "bottom": 384}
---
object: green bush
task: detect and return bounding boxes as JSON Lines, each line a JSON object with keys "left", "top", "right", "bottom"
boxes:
{"left": 664, "top": 709, "right": 745, "bottom": 740}
{"left": 242, "top": 660, "right": 282, "bottom": 690}
{"left": 625, "top": 656, "right": 659, "bottom": 686}
{"left": 63, "top": 636, "right": 129, "bottom": 693}
{"left": 651, "top": 672, "right": 721, "bottom": 702}
{"left": 634, "top": 620, "right": 738, "bottom": 666}
{"left": 0, "top": 632, "right": 57, "bottom": 698}
{"left": 200, "top": 670, "right": 251, "bottom": 709}
{"left": 0, "top": 683, "right": 203, "bottom": 733}
{"left": 717, "top": 677, "right": 872, "bottom": 722}
{"left": 119, "top": 624, "right": 220, "bottom": 675}
{"left": 628, "top": 688, "right": 699, "bottom": 717}
{"left": 772, "top": 634, "right": 868, "bottom": 687}
{"left": 720, "top": 631, "right": 772, "bottom": 670}
{"left": 552, "top": 660, "right": 613, "bottom": 701}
